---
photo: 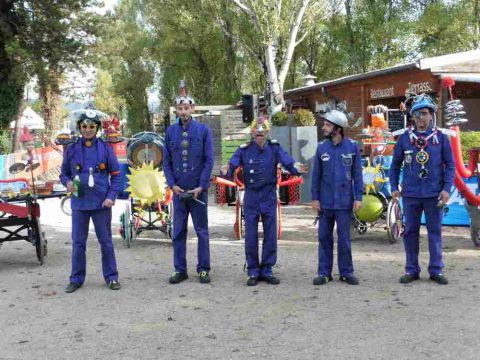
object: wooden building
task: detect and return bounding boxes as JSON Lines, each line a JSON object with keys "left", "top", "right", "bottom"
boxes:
{"left": 284, "top": 50, "right": 480, "bottom": 139}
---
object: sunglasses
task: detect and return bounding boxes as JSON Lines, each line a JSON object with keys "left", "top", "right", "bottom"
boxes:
{"left": 413, "top": 110, "right": 431, "bottom": 118}
{"left": 81, "top": 124, "right": 97, "bottom": 130}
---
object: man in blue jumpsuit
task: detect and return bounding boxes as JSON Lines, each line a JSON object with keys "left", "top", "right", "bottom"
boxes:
{"left": 163, "top": 88, "right": 214, "bottom": 284}
{"left": 390, "top": 95, "right": 455, "bottom": 285}
{"left": 311, "top": 109, "right": 363, "bottom": 286}
{"left": 60, "top": 110, "right": 123, "bottom": 293}
{"left": 222, "top": 117, "right": 308, "bottom": 286}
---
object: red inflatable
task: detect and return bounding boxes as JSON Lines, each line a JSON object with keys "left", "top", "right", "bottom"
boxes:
{"left": 450, "top": 125, "right": 477, "bottom": 178}
{"left": 454, "top": 173, "right": 480, "bottom": 207}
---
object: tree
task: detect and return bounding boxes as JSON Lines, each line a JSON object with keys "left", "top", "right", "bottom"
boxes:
{"left": 0, "top": 0, "right": 27, "bottom": 131}
{"left": 228, "top": 0, "right": 334, "bottom": 115}
{"left": 8, "top": 1, "right": 101, "bottom": 140}
{"left": 93, "top": 70, "right": 125, "bottom": 115}
{"left": 95, "top": 0, "right": 155, "bottom": 134}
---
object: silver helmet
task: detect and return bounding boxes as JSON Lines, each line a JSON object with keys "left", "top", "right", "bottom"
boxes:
{"left": 322, "top": 109, "right": 348, "bottom": 128}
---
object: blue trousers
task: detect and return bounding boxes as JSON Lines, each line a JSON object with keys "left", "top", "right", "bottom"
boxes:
{"left": 244, "top": 187, "right": 277, "bottom": 278}
{"left": 402, "top": 197, "right": 444, "bottom": 275}
{"left": 317, "top": 209, "right": 354, "bottom": 277}
{"left": 172, "top": 191, "right": 210, "bottom": 273}
{"left": 70, "top": 208, "right": 118, "bottom": 285}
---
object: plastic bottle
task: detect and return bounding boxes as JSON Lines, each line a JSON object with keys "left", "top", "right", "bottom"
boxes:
{"left": 72, "top": 175, "right": 81, "bottom": 197}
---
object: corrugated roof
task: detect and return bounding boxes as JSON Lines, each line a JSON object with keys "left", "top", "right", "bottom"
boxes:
{"left": 284, "top": 49, "right": 480, "bottom": 96}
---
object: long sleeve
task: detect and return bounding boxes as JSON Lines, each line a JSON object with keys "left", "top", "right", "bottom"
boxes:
{"left": 200, "top": 127, "right": 214, "bottom": 191}
{"left": 389, "top": 137, "right": 404, "bottom": 193}
{"left": 162, "top": 130, "right": 176, "bottom": 189}
{"left": 225, "top": 147, "right": 242, "bottom": 179}
{"left": 106, "top": 145, "right": 122, "bottom": 201}
{"left": 352, "top": 143, "right": 363, "bottom": 201}
{"left": 277, "top": 145, "right": 301, "bottom": 176}
{"left": 442, "top": 133, "right": 456, "bottom": 193}
{"left": 59, "top": 145, "right": 72, "bottom": 186}
{"left": 311, "top": 146, "right": 322, "bottom": 201}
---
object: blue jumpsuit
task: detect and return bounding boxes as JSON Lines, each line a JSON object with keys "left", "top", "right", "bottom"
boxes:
{"left": 389, "top": 127, "right": 455, "bottom": 276}
{"left": 163, "top": 118, "right": 214, "bottom": 274}
{"left": 311, "top": 138, "right": 363, "bottom": 277}
{"left": 60, "top": 137, "right": 122, "bottom": 285}
{"left": 226, "top": 140, "right": 301, "bottom": 278}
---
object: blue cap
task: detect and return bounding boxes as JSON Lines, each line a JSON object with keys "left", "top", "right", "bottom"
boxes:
{"left": 410, "top": 97, "right": 436, "bottom": 116}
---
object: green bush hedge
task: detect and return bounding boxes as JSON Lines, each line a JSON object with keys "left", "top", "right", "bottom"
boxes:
{"left": 0, "top": 131, "right": 12, "bottom": 154}
{"left": 271, "top": 111, "right": 288, "bottom": 126}
{"left": 294, "top": 109, "right": 316, "bottom": 126}
{"left": 459, "top": 131, "right": 480, "bottom": 162}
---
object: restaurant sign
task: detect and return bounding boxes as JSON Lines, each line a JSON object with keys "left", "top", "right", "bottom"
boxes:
{"left": 370, "top": 86, "right": 395, "bottom": 100}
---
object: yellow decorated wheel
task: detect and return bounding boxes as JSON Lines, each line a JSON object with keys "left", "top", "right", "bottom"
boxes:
{"left": 355, "top": 194, "right": 384, "bottom": 223}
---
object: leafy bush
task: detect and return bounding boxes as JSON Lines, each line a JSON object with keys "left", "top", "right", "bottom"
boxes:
{"left": 0, "top": 131, "right": 12, "bottom": 154}
{"left": 271, "top": 111, "right": 288, "bottom": 126}
{"left": 459, "top": 131, "right": 480, "bottom": 162}
{"left": 294, "top": 109, "right": 316, "bottom": 126}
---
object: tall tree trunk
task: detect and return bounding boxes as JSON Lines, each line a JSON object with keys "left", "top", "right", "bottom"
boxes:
{"left": 38, "top": 68, "right": 61, "bottom": 143}
{"left": 345, "top": 0, "right": 361, "bottom": 73}
{"left": 474, "top": 0, "right": 480, "bottom": 47}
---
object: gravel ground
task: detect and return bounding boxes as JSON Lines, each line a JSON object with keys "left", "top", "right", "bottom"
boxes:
{"left": 0, "top": 197, "right": 479, "bottom": 360}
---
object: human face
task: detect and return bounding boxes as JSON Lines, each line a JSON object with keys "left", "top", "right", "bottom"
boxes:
{"left": 412, "top": 108, "right": 432, "bottom": 131}
{"left": 80, "top": 122, "right": 98, "bottom": 139}
{"left": 176, "top": 104, "right": 194, "bottom": 123}
{"left": 23, "top": 141, "right": 35, "bottom": 153}
{"left": 322, "top": 121, "right": 334, "bottom": 137}
{"left": 252, "top": 126, "right": 268, "bottom": 147}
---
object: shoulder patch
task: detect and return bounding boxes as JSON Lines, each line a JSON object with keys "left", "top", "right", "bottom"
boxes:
{"left": 269, "top": 139, "right": 279, "bottom": 144}
{"left": 319, "top": 140, "right": 327, "bottom": 144}
{"left": 240, "top": 143, "right": 249, "bottom": 149}
{"left": 349, "top": 138, "right": 357, "bottom": 144}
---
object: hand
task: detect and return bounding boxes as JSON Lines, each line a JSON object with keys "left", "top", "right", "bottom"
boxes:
{"left": 439, "top": 190, "right": 450, "bottom": 205}
{"left": 66, "top": 181, "right": 73, "bottom": 192}
{"left": 220, "top": 162, "right": 229, "bottom": 176}
{"left": 189, "top": 187, "right": 203, "bottom": 198}
{"left": 353, "top": 200, "right": 362, "bottom": 212}
{"left": 102, "top": 198, "right": 114, "bottom": 208}
{"left": 312, "top": 200, "right": 320, "bottom": 212}
{"left": 172, "top": 185, "right": 185, "bottom": 195}
{"left": 295, "top": 162, "right": 309, "bottom": 174}
{"left": 391, "top": 191, "right": 402, "bottom": 201}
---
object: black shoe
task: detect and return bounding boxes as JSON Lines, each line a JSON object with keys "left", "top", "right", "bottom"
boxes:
{"left": 107, "top": 280, "right": 121, "bottom": 290}
{"left": 430, "top": 273, "right": 448, "bottom": 285}
{"left": 246, "top": 276, "right": 258, "bottom": 286}
{"left": 339, "top": 275, "right": 359, "bottom": 285}
{"left": 65, "top": 282, "right": 81, "bottom": 293}
{"left": 260, "top": 274, "right": 280, "bottom": 285}
{"left": 169, "top": 272, "right": 188, "bottom": 284}
{"left": 199, "top": 271, "right": 210, "bottom": 284}
{"left": 313, "top": 275, "right": 333, "bottom": 286}
{"left": 399, "top": 273, "right": 420, "bottom": 284}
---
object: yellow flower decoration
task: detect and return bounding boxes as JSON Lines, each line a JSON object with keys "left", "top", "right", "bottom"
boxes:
{"left": 362, "top": 158, "right": 386, "bottom": 195}
{"left": 126, "top": 162, "right": 167, "bottom": 205}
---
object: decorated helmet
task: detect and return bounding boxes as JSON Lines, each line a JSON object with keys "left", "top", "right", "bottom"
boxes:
{"left": 77, "top": 109, "right": 101, "bottom": 131}
{"left": 322, "top": 109, "right": 348, "bottom": 128}
{"left": 355, "top": 194, "right": 384, "bottom": 223}
{"left": 250, "top": 117, "right": 270, "bottom": 133}
{"left": 409, "top": 95, "right": 436, "bottom": 116}
{"left": 175, "top": 80, "right": 195, "bottom": 106}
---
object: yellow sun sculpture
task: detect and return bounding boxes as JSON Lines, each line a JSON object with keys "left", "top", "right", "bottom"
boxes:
{"left": 362, "top": 158, "right": 386, "bottom": 195}
{"left": 125, "top": 162, "right": 167, "bottom": 204}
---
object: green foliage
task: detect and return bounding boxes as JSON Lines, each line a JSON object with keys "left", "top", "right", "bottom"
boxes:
{"left": 271, "top": 112, "right": 288, "bottom": 126}
{"left": 0, "top": 130, "right": 12, "bottom": 154}
{"left": 294, "top": 109, "right": 315, "bottom": 126}
{"left": 93, "top": 70, "right": 125, "bottom": 114}
{"left": 460, "top": 131, "right": 480, "bottom": 162}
